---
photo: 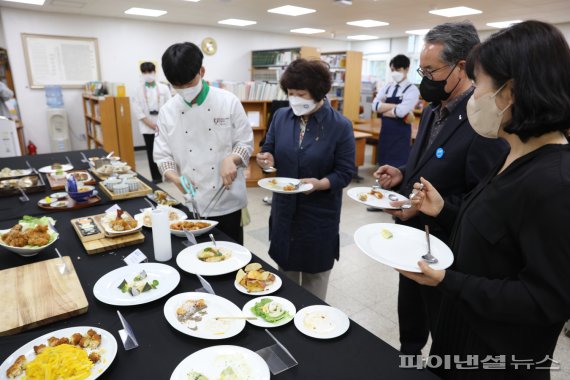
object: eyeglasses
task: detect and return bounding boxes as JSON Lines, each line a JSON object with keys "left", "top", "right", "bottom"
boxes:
{"left": 416, "top": 64, "right": 454, "bottom": 80}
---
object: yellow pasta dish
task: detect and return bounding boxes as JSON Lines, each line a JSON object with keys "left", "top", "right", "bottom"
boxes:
{"left": 24, "top": 344, "right": 93, "bottom": 380}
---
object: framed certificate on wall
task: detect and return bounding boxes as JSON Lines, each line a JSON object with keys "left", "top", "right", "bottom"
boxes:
{"left": 21, "top": 33, "right": 101, "bottom": 89}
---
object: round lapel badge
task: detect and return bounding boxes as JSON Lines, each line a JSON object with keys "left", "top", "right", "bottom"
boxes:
{"left": 436, "top": 147, "right": 444, "bottom": 159}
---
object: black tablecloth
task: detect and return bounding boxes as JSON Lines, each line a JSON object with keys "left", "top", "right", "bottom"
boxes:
{"left": 0, "top": 150, "right": 439, "bottom": 379}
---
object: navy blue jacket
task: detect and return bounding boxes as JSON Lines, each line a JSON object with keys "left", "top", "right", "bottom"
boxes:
{"left": 398, "top": 94, "right": 508, "bottom": 243}
{"left": 261, "top": 101, "right": 355, "bottom": 273}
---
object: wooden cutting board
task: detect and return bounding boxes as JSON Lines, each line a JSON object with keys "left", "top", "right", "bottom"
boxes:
{"left": 0, "top": 256, "right": 89, "bottom": 336}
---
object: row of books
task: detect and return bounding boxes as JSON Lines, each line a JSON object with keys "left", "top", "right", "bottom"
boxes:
{"left": 252, "top": 50, "right": 301, "bottom": 66}
{"left": 210, "top": 80, "right": 287, "bottom": 101}
{"left": 322, "top": 54, "right": 347, "bottom": 68}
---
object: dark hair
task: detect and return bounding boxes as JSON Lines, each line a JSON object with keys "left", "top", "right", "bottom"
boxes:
{"left": 161, "top": 42, "right": 204, "bottom": 86}
{"left": 279, "top": 58, "right": 332, "bottom": 101}
{"left": 466, "top": 20, "right": 570, "bottom": 141}
{"left": 390, "top": 55, "right": 410, "bottom": 70}
{"left": 140, "top": 62, "right": 156, "bottom": 73}
{"left": 425, "top": 21, "right": 480, "bottom": 64}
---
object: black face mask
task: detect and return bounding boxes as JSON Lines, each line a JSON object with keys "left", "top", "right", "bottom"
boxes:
{"left": 419, "top": 64, "right": 460, "bottom": 103}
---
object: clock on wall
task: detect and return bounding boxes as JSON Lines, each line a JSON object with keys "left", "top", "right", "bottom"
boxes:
{"left": 201, "top": 37, "right": 217, "bottom": 56}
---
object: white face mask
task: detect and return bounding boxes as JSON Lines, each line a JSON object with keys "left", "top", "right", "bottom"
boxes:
{"left": 176, "top": 78, "right": 203, "bottom": 103}
{"left": 391, "top": 71, "right": 404, "bottom": 83}
{"left": 467, "top": 83, "right": 511, "bottom": 139}
{"left": 143, "top": 73, "right": 155, "bottom": 83}
{"left": 289, "top": 95, "right": 317, "bottom": 116}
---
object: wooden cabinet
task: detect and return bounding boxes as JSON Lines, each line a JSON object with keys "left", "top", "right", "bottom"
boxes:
{"left": 242, "top": 100, "right": 272, "bottom": 187}
{"left": 251, "top": 46, "right": 320, "bottom": 83}
{"left": 82, "top": 95, "right": 135, "bottom": 169}
{"left": 322, "top": 51, "right": 363, "bottom": 122}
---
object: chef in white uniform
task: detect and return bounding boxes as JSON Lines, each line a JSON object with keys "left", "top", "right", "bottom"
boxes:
{"left": 154, "top": 42, "right": 253, "bottom": 244}
{"left": 132, "top": 61, "right": 171, "bottom": 183}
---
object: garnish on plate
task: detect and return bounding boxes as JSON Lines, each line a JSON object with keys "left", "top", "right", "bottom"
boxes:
{"left": 117, "top": 270, "right": 159, "bottom": 296}
{"left": 250, "top": 298, "right": 292, "bottom": 323}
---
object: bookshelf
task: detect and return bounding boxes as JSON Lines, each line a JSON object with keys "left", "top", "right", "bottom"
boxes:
{"left": 251, "top": 46, "right": 320, "bottom": 83}
{"left": 82, "top": 95, "right": 135, "bottom": 169}
{"left": 241, "top": 100, "right": 273, "bottom": 187}
{"left": 321, "top": 51, "right": 363, "bottom": 122}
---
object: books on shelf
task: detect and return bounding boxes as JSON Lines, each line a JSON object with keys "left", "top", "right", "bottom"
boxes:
{"left": 210, "top": 80, "right": 287, "bottom": 101}
{"left": 322, "top": 54, "right": 347, "bottom": 68}
{"left": 252, "top": 49, "right": 301, "bottom": 66}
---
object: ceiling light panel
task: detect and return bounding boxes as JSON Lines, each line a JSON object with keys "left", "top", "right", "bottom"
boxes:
{"left": 218, "top": 18, "right": 257, "bottom": 26}
{"left": 290, "top": 28, "right": 325, "bottom": 34}
{"left": 124, "top": 7, "right": 167, "bottom": 17}
{"left": 486, "top": 20, "right": 522, "bottom": 28}
{"left": 267, "top": 5, "right": 316, "bottom": 16}
{"left": 405, "top": 29, "right": 430, "bottom": 35}
{"left": 2, "top": 0, "right": 45, "bottom": 4}
{"left": 347, "top": 35, "right": 379, "bottom": 40}
{"left": 429, "top": 6, "right": 482, "bottom": 17}
{"left": 346, "top": 19, "right": 389, "bottom": 28}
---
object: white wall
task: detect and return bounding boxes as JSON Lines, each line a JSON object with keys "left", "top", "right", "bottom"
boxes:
{"left": 0, "top": 7, "right": 349, "bottom": 153}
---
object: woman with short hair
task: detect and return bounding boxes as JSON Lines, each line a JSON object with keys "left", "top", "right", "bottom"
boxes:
{"left": 256, "top": 58, "right": 356, "bottom": 299}
{"left": 401, "top": 20, "right": 570, "bottom": 379}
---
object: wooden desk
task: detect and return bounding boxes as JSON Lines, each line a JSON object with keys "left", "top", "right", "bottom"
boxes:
{"left": 354, "top": 131, "right": 372, "bottom": 167}
{"left": 353, "top": 119, "right": 419, "bottom": 164}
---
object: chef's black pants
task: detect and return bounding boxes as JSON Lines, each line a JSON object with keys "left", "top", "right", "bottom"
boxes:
{"left": 143, "top": 133, "right": 161, "bottom": 182}
{"left": 209, "top": 209, "right": 243, "bottom": 245}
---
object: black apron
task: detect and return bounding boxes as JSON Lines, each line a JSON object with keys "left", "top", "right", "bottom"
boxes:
{"left": 377, "top": 83, "right": 413, "bottom": 167}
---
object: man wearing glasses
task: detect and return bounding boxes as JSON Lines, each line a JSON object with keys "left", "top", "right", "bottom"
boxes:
{"left": 374, "top": 22, "right": 507, "bottom": 358}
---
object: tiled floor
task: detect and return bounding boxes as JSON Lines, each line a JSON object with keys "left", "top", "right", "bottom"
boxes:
{"left": 136, "top": 148, "right": 570, "bottom": 378}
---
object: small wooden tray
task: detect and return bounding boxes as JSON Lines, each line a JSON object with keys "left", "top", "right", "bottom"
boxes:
{"left": 71, "top": 214, "right": 145, "bottom": 254}
{"left": 98, "top": 178, "right": 152, "bottom": 200}
{"left": 38, "top": 195, "right": 102, "bottom": 211}
{"left": 89, "top": 168, "right": 137, "bottom": 181}
{"left": 70, "top": 216, "right": 105, "bottom": 242}
{"left": 47, "top": 170, "right": 96, "bottom": 190}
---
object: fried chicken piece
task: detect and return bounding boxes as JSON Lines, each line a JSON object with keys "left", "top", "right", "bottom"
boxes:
{"left": 86, "top": 328, "right": 97, "bottom": 337}
{"left": 6, "top": 355, "right": 26, "bottom": 379}
{"left": 88, "top": 352, "right": 101, "bottom": 364}
{"left": 25, "top": 225, "right": 50, "bottom": 247}
{"left": 71, "top": 333, "right": 83, "bottom": 346}
{"left": 47, "top": 336, "right": 59, "bottom": 347}
{"left": 89, "top": 333, "right": 102, "bottom": 348}
{"left": 54, "top": 337, "right": 69, "bottom": 346}
{"left": 33, "top": 344, "right": 46, "bottom": 355}
{"left": 79, "top": 336, "right": 91, "bottom": 348}
{"left": 2, "top": 224, "right": 28, "bottom": 247}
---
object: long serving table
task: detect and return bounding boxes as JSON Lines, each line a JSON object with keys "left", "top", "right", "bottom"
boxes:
{"left": 0, "top": 150, "right": 439, "bottom": 379}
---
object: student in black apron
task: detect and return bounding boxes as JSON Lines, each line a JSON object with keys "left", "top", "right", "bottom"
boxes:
{"left": 372, "top": 55, "right": 420, "bottom": 167}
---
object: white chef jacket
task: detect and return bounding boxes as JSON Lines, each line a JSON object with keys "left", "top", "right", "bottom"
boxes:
{"left": 132, "top": 81, "right": 172, "bottom": 134}
{"left": 372, "top": 79, "right": 420, "bottom": 118}
{"left": 153, "top": 82, "right": 253, "bottom": 218}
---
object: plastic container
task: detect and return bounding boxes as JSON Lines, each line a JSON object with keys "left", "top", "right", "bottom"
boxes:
{"left": 45, "top": 85, "right": 64, "bottom": 108}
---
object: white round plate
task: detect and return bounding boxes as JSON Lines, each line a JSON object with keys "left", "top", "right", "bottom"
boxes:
{"left": 134, "top": 206, "right": 188, "bottom": 228}
{"left": 99, "top": 213, "right": 143, "bottom": 235}
{"left": 0, "top": 227, "right": 58, "bottom": 257}
{"left": 93, "top": 263, "right": 180, "bottom": 306}
{"left": 242, "top": 296, "right": 296, "bottom": 328}
{"left": 234, "top": 273, "right": 282, "bottom": 296}
{"left": 50, "top": 192, "right": 68, "bottom": 199}
{"left": 0, "top": 326, "right": 117, "bottom": 380}
{"left": 294, "top": 305, "right": 350, "bottom": 339}
{"left": 38, "top": 164, "right": 73, "bottom": 173}
{"left": 164, "top": 292, "right": 245, "bottom": 340}
{"left": 170, "top": 345, "right": 270, "bottom": 380}
{"left": 169, "top": 219, "right": 218, "bottom": 237}
{"left": 176, "top": 241, "right": 252, "bottom": 276}
{"left": 347, "top": 186, "right": 409, "bottom": 210}
{"left": 258, "top": 177, "right": 313, "bottom": 194}
{"left": 354, "top": 223, "right": 454, "bottom": 272}
{"left": 0, "top": 168, "right": 32, "bottom": 178}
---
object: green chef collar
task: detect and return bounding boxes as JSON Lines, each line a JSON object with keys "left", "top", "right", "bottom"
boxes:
{"left": 183, "top": 80, "right": 210, "bottom": 107}
{"left": 145, "top": 81, "right": 156, "bottom": 88}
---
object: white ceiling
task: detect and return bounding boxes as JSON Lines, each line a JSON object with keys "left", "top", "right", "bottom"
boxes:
{"left": 2, "top": 0, "right": 570, "bottom": 40}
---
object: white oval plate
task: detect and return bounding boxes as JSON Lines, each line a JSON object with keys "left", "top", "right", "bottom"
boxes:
{"left": 93, "top": 263, "right": 180, "bottom": 306}
{"left": 170, "top": 345, "right": 270, "bottom": 380}
{"left": 134, "top": 206, "right": 188, "bottom": 228}
{"left": 242, "top": 296, "right": 296, "bottom": 328}
{"left": 38, "top": 164, "right": 73, "bottom": 173}
{"left": 234, "top": 273, "right": 282, "bottom": 296}
{"left": 258, "top": 177, "right": 313, "bottom": 194}
{"left": 0, "top": 168, "right": 32, "bottom": 178}
{"left": 176, "top": 241, "right": 252, "bottom": 276}
{"left": 354, "top": 223, "right": 454, "bottom": 273}
{"left": 169, "top": 219, "right": 218, "bottom": 237}
{"left": 294, "top": 305, "right": 350, "bottom": 339}
{"left": 164, "top": 292, "right": 245, "bottom": 340}
{"left": 0, "top": 326, "right": 117, "bottom": 380}
{"left": 99, "top": 212, "right": 143, "bottom": 235}
{"left": 346, "top": 186, "right": 409, "bottom": 210}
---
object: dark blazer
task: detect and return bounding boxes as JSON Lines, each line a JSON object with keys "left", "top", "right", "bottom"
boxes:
{"left": 398, "top": 94, "right": 508, "bottom": 242}
{"left": 261, "top": 101, "right": 355, "bottom": 273}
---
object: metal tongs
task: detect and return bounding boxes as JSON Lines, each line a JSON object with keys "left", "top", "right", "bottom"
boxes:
{"left": 201, "top": 186, "right": 226, "bottom": 219}
{"left": 180, "top": 176, "right": 200, "bottom": 219}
